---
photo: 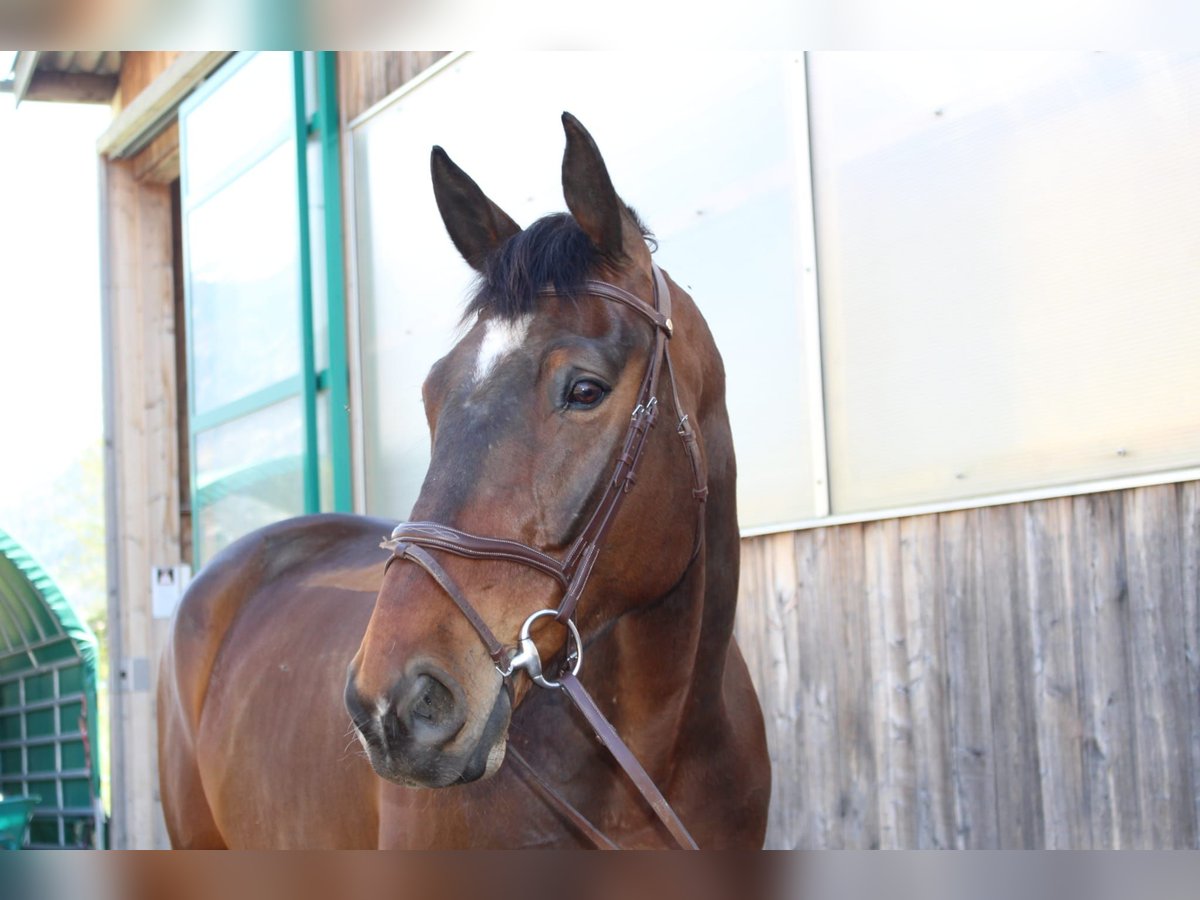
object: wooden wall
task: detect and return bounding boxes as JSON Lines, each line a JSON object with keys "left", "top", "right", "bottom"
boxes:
{"left": 734, "top": 481, "right": 1200, "bottom": 849}
{"left": 113, "top": 52, "right": 182, "bottom": 112}
{"left": 338, "top": 52, "right": 449, "bottom": 123}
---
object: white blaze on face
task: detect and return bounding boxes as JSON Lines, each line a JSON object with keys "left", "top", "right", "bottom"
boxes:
{"left": 474, "top": 316, "right": 531, "bottom": 383}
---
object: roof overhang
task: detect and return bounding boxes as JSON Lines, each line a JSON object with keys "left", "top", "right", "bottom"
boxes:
{"left": 96, "top": 51, "right": 230, "bottom": 158}
{"left": 0, "top": 51, "right": 120, "bottom": 105}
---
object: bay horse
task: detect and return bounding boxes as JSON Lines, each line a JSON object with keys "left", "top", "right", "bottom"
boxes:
{"left": 157, "top": 113, "right": 770, "bottom": 848}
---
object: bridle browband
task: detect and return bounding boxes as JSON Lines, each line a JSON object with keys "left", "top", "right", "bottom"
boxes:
{"left": 380, "top": 263, "right": 707, "bottom": 849}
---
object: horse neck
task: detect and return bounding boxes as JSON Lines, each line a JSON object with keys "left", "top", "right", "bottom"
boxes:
{"left": 591, "top": 325, "right": 741, "bottom": 781}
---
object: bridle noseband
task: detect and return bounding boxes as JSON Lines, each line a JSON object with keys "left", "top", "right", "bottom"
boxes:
{"left": 380, "top": 263, "right": 707, "bottom": 849}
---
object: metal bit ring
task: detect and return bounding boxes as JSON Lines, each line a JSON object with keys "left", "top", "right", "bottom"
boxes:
{"left": 499, "top": 609, "right": 583, "bottom": 689}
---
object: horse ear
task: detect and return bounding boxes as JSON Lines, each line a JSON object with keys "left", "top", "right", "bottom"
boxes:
{"left": 431, "top": 146, "right": 521, "bottom": 272}
{"left": 561, "top": 112, "right": 646, "bottom": 262}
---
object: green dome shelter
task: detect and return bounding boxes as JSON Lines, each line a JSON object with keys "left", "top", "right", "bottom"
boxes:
{"left": 0, "top": 529, "right": 102, "bottom": 848}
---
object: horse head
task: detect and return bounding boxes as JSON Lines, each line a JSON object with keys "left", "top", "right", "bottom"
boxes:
{"left": 345, "top": 114, "right": 724, "bottom": 790}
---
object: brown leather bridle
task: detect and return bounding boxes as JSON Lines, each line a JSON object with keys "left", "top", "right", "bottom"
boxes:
{"left": 380, "top": 263, "right": 708, "bottom": 849}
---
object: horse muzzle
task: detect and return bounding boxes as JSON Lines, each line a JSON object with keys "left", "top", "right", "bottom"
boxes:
{"left": 345, "top": 664, "right": 512, "bottom": 788}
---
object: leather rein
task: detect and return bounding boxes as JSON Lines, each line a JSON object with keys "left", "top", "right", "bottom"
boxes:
{"left": 380, "top": 264, "right": 708, "bottom": 849}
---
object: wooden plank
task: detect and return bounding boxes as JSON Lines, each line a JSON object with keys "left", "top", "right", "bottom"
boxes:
{"left": 734, "top": 533, "right": 800, "bottom": 848}
{"left": 1123, "top": 484, "right": 1196, "bottom": 847}
{"left": 826, "top": 523, "right": 877, "bottom": 848}
{"left": 898, "top": 513, "right": 955, "bottom": 847}
{"left": 863, "top": 517, "right": 915, "bottom": 848}
{"left": 1022, "top": 497, "right": 1086, "bottom": 848}
{"left": 338, "top": 51, "right": 451, "bottom": 123}
{"left": 769, "top": 531, "right": 805, "bottom": 849}
{"left": 98, "top": 52, "right": 231, "bottom": 159}
{"left": 73, "top": 51, "right": 102, "bottom": 72}
{"left": 1180, "top": 481, "right": 1200, "bottom": 846}
{"left": 11, "top": 51, "right": 40, "bottom": 104}
{"left": 979, "top": 503, "right": 1043, "bottom": 847}
{"left": 796, "top": 527, "right": 841, "bottom": 847}
{"left": 939, "top": 509, "right": 999, "bottom": 847}
{"left": 131, "top": 122, "right": 180, "bottom": 185}
{"left": 22, "top": 72, "right": 117, "bottom": 104}
{"left": 1069, "top": 491, "right": 1140, "bottom": 847}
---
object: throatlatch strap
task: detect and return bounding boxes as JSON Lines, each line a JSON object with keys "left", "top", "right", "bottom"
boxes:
{"left": 559, "top": 672, "right": 699, "bottom": 850}
{"left": 506, "top": 746, "right": 619, "bottom": 850}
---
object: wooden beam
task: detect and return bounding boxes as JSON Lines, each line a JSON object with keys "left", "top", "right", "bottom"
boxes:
{"left": 131, "top": 122, "right": 181, "bottom": 185}
{"left": 100, "top": 156, "right": 182, "bottom": 847}
{"left": 97, "top": 51, "right": 230, "bottom": 160}
{"left": 11, "top": 51, "right": 40, "bottom": 104}
{"left": 23, "top": 72, "right": 118, "bottom": 104}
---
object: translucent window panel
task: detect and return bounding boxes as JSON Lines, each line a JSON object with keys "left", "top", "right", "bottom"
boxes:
{"left": 29, "top": 818, "right": 59, "bottom": 843}
{"left": 0, "top": 655, "right": 33, "bottom": 676}
{"left": 28, "top": 783, "right": 56, "bottom": 807}
{"left": 187, "top": 142, "right": 301, "bottom": 415}
{"left": 62, "top": 779, "right": 90, "bottom": 809}
{"left": 307, "top": 138, "right": 330, "bottom": 375}
{"left": 56, "top": 665, "right": 82, "bottom": 695}
{"left": 60, "top": 741, "right": 85, "bottom": 771}
{"left": 25, "top": 709, "right": 53, "bottom": 738}
{"left": 0, "top": 747, "right": 20, "bottom": 773}
{"left": 810, "top": 53, "right": 1200, "bottom": 513}
{"left": 57, "top": 701, "right": 82, "bottom": 734}
{"left": 182, "top": 52, "right": 294, "bottom": 204}
{"left": 194, "top": 398, "right": 305, "bottom": 564}
{"left": 0, "top": 589, "right": 42, "bottom": 644}
{"left": 27, "top": 744, "right": 55, "bottom": 773}
{"left": 23, "top": 672, "right": 52, "bottom": 702}
{"left": 33, "top": 640, "right": 74, "bottom": 665}
{"left": 317, "top": 389, "right": 333, "bottom": 513}
{"left": 353, "top": 53, "right": 820, "bottom": 528}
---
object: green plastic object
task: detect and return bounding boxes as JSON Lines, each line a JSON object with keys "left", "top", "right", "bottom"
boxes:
{"left": 0, "top": 795, "right": 39, "bottom": 849}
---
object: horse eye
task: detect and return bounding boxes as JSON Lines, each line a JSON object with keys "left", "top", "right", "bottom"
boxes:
{"left": 567, "top": 379, "right": 607, "bottom": 409}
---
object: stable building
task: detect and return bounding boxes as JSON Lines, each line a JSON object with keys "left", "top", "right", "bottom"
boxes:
{"left": 7, "top": 51, "right": 1199, "bottom": 848}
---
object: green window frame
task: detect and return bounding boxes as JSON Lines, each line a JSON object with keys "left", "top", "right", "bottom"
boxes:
{"left": 179, "top": 51, "right": 351, "bottom": 566}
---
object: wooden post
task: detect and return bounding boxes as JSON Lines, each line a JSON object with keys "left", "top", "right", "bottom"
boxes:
{"left": 100, "top": 154, "right": 181, "bottom": 849}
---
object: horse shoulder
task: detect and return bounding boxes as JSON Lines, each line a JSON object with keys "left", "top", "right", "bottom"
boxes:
{"left": 163, "top": 514, "right": 390, "bottom": 730}
{"left": 161, "top": 529, "right": 272, "bottom": 736}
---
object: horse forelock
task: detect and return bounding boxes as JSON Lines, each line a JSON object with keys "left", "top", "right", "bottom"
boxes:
{"left": 465, "top": 209, "right": 655, "bottom": 322}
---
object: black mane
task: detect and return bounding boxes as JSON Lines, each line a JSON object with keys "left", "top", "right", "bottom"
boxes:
{"left": 465, "top": 210, "right": 654, "bottom": 321}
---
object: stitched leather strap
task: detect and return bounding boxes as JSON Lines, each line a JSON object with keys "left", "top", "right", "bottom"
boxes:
{"left": 385, "top": 542, "right": 507, "bottom": 664}
{"left": 560, "top": 672, "right": 698, "bottom": 849}
{"left": 506, "top": 745, "right": 619, "bottom": 850}
{"left": 386, "top": 522, "right": 569, "bottom": 588}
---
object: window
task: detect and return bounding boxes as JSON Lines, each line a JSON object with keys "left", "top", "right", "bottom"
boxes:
{"left": 179, "top": 51, "right": 351, "bottom": 565}
{"left": 350, "top": 52, "right": 824, "bottom": 530}
{"left": 809, "top": 52, "right": 1200, "bottom": 513}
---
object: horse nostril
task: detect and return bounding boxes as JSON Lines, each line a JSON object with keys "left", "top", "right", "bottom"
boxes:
{"left": 412, "top": 674, "right": 453, "bottom": 724}
{"left": 395, "top": 670, "right": 464, "bottom": 747}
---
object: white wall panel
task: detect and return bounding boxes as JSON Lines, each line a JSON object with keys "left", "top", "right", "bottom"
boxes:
{"left": 351, "top": 52, "right": 823, "bottom": 528}
{"left": 810, "top": 53, "right": 1200, "bottom": 513}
